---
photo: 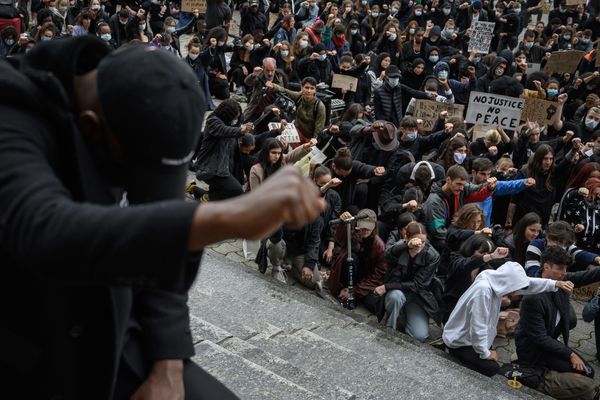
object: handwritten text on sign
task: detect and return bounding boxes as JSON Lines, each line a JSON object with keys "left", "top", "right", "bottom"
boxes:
{"left": 465, "top": 92, "right": 524, "bottom": 130}
{"left": 331, "top": 74, "right": 358, "bottom": 92}
{"left": 468, "top": 21, "right": 495, "bottom": 54}
{"left": 181, "top": 0, "right": 207, "bottom": 12}
{"left": 413, "top": 100, "right": 465, "bottom": 132}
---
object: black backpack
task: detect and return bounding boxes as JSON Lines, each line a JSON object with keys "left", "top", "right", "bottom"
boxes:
{"left": 0, "top": 0, "right": 18, "bottom": 19}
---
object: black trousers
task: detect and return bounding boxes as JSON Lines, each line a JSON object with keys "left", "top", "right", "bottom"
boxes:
{"left": 114, "top": 358, "right": 239, "bottom": 400}
{"left": 209, "top": 76, "right": 230, "bottom": 100}
{"left": 205, "top": 175, "right": 244, "bottom": 201}
{"left": 448, "top": 346, "right": 500, "bottom": 377}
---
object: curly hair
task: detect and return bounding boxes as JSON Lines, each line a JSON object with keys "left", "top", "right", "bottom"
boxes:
{"left": 212, "top": 99, "right": 242, "bottom": 123}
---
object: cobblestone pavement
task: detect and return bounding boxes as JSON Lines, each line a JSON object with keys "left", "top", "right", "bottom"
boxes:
{"left": 204, "top": 239, "right": 600, "bottom": 384}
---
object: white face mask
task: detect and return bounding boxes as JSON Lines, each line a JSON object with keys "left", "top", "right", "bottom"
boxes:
{"left": 139, "top": 24, "right": 146, "bottom": 31}
{"left": 280, "top": 50, "right": 289, "bottom": 57}
{"left": 388, "top": 78, "right": 399, "bottom": 87}
{"left": 415, "top": 10, "right": 422, "bottom": 16}
{"left": 454, "top": 152, "right": 466, "bottom": 164}
{"left": 299, "top": 39, "right": 308, "bottom": 48}
{"left": 371, "top": 11, "right": 379, "bottom": 17}
{"left": 409, "top": 28, "right": 415, "bottom": 34}
{"left": 443, "top": 8, "right": 451, "bottom": 15}
{"left": 167, "top": 26, "right": 176, "bottom": 33}
{"left": 388, "top": 33, "right": 397, "bottom": 41}
{"left": 318, "top": 53, "right": 327, "bottom": 61}
{"left": 41, "top": 35, "right": 52, "bottom": 41}
{"left": 406, "top": 130, "right": 418, "bottom": 141}
{"left": 351, "top": 29, "right": 358, "bottom": 35}
{"left": 100, "top": 33, "right": 111, "bottom": 41}
{"left": 91, "top": 4, "right": 100, "bottom": 10}
{"left": 189, "top": 53, "right": 199, "bottom": 60}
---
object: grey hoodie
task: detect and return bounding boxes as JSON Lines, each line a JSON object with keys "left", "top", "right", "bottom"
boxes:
{"left": 443, "top": 261, "right": 557, "bottom": 359}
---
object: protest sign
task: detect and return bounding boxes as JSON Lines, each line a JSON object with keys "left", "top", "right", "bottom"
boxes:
{"left": 331, "top": 74, "right": 358, "bottom": 92}
{"left": 413, "top": 100, "right": 465, "bottom": 132}
{"left": 527, "top": 63, "right": 541, "bottom": 73}
{"left": 181, "top": 0, "right": 207, "bottom": 12}
{"left": 468, "top": 21, "right": 495, "bottom": 54}
{"left": 465, "top": 92, "right": 524, "bottom": 130}
{"left": 573, "top": 281, "right": 600, "bottom": 302}
{"left": 269, "top": 122, "right": 301, "bottom": 143}
{"left": 521, "top": 97, "right": 558, "bottom": 126}
{"left": 295, "top": 146, "right": 327, "bottom": 176}
{"left": 544, "top": 50, "right": 585, "bottom": 75}
{"left": 565, "top": 0, "right": 586, "bottom": 5}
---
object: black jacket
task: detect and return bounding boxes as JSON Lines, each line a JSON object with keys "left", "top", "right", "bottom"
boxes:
{"left": 0, "top": 37, "right": 198, "bottom": 398}
{"left": 382, "top": 241, "right": 441, "bottom": 322}
{"left": 516, "top": 268, "right": 600, "bottom": 368}
{"left": 373, "top": 81, "right": 404, "bottom": 127}
{"left": 195, "top": 114, "right": 242, "bottom": 180}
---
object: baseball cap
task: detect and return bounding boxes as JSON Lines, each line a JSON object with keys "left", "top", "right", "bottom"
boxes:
{"left": 97, "top": 44, "right": 206, "bottom": 203}
{"left": 356, "top": 209, "right": 377, "bottom": 231}
{"left": 386, "top": 65, "right": 401, "bottom": 78}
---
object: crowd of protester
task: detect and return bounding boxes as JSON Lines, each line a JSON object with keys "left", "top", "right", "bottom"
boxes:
{"left": 3, "top": 0, "right": 600, "bottom": 397}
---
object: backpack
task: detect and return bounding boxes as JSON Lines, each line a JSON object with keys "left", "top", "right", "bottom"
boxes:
{"left": 0, "top": 0, "right": 17, "bottom": 19}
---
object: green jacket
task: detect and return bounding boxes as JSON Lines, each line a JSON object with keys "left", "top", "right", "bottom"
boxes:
{"left": 272, "top": 84, "right": 326, "bottom": 140}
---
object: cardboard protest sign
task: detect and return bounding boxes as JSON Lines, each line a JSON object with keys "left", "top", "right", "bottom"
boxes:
{"left": 331, "top": 74, "right": 358, "bottom": 92}
{"left": 295, "top": 146, "right": 327, "bottom": 176}
{"left": 181, "top": 0, "right": 207, "bottom": 12}
{"left": 465, "top": 92, "right": 524, "bottom": 130}
{"left": 543, "top": 50, "right": 585, "bottom": 75}
{"left": 413, "top": 100, "right": 465, "bottom": 132}
{"left": 521, "top": 97, "right": 558, "bottom": 126}
{"left": 269, "top": 122, "right": 301, "bottom": 143}
{"left": 573, "top": 281, "right": 600, "bottom": 302}
{"left": 565, "top": 0, "right": 586, "bottom": 5}
{"left": 468, "top": 21, "right": 495, "bottom": 54}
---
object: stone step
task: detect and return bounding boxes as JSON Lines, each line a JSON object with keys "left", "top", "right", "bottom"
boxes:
{"left": 191, "top": 252, "right": 548, "bottom": 399}
{"left": 221, "top": 336, "right": 356, "bottom": 400}
{"left": 193, "top": 340, "right": 324, "bottom": 400}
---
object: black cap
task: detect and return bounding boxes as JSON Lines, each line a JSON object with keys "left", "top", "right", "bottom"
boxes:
{"left": 97, "top": 45, "right": 206, "bottom": 203}
{"left": 387, "top": 65, "right": 401, "bottom": 78}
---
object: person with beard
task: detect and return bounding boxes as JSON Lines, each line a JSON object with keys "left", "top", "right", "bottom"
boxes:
{"left": 329, "top": 209, "right": 388, "bottom": 313}
{"left": 0, "top": 36, "right": 326, "bottom": 400}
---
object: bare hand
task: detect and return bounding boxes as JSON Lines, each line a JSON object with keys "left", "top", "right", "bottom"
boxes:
{"left": 403, "top": 199, "right": 419, "bottom": 212}
{"left": 253, "top": 66, "right": 263, "bottom": 76}
{"left": 303, "top": 138, "right": 317, "bottom": 150}
{"left": 486, "top": 350, "right": 498, "bottom": 361}
{"left": 209, "top": 37, "right": 217, "bottom": 48}
{"left": 524, "top": 178, "right": 536, "bottom": 187}
{"left": 340, "top": 211, "right": 353, "bottom": 221}
{"left": 131, "top": 360, "right": 184, "bottom": 400}
{"left": 374, "top": 285, "right": 386, "bottom": 296}
{"left": 374, "top": 166, "right": 385, "bottom": 176}
{"left": 558, "top": 93, "right": 568, "bottom": 105}
{"left": 301, "top": 266, "right": 313, "bottom": 284}
{"left": 556, "top": 280, "right": 574, "bottom": 293}
{"left": 488, "top": 145, "right": 498, "bottom": 155}
{"left": 492, "top": 247, "right": 509, "bottom": 259}
{"left": 486, "top": 177, "right": 497, "bottom": 191}
{"left": 329, "top": 177, "right": 342, "bottom": 188}
{"left": 570, "top": 352, "right": 586, "bottom": 372}
{"left": 329, "top": 124, "right": 340, "bottom": 134}
{"left": 338, "top": 288, "right": 349, "bottom": 301}
{"left": 323, "top": 247, "right": 334, "bottom": 263}
{"left": 579, "top": 187, "right": 590, "bottom": 197}
{"left": 575, "top": 224, "right": 585, "bottom": 233}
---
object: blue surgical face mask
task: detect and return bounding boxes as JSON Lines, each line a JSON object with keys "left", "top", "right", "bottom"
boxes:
{"left": 300, "top": 39, "right": 308, "bottom": 48}
{"left": 388, "top": 78, "right": 399, "bottom": 87}
{"left": 231, "top": 119, "right": 239, "bottom": 126}
{"left": 582, "top": 37, "right": 591, "bottom": 43}
{"left": 585, "top": 117, "right": 599, "bottom": 130}
{"left": 280, "top": 50, "right": 289, "bottom": 57}
{"left": 139, "top": 24, "right": 146, "bottom": 31}
{"left": 438, "top": 70, "right": 448, "bottom": 79}
{"left": 406, "top": 130, "right": 418, "bottom": 141}
{"left": 167, "top": 26, "right": 176, "bottom": 33}
{"left": 429, "top": 55, "right": 439, "bottom": 63}
{"left": 391, "top": 7, "right": 398, "bottom": 13}
{"left": 371, "top": 11, "right": 379, "bottom": 17}
{"left": 388, "top": 33, "right": 397, "bottom": 41}
{"left": 454, "top": 152, "right": 466, "bottom": 164}
{"left": 443, "top": 8, "right": 451, "bottom": 15}
{"left": 563, "top": 35, "right": 571, "bottom": 41}
{"left": 351, "top": 29, "right": 358, "bottom": 35}
{"left": 525, "top": 41, "right": 534, "bottom": 48}
{"left": 361, "top": 0, "right": 368, "bottom": 4}
{"left": 318, "top": 53, "right": 327, "bottom": 61}
{"left": 472, "top": 56, "right": 481, "bottom": 63}
{"left": 547, "top": 88, "right": 559, "bottom": 97}
{"left": 415, "top": 10, "right": 422, "bottom": 16}
{"left": 100, "top": 33, "right": 111, "bottom": 41}
{"left": 41, "top": 35, "right": 52, "bottom": 41}
{"left": 4, "top": 38, "right": 14, "bottom": 46}
{"left": 409, "top": 28, "right": 416, "bottom": 34}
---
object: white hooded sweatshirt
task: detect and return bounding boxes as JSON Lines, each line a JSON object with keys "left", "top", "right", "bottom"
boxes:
{"left": 442, "top": 261, "right": 557, "bottom": 359}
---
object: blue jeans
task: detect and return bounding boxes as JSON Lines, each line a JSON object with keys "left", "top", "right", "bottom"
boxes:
{"left": 384, "top": 290, "right": 429, "bottom": 342}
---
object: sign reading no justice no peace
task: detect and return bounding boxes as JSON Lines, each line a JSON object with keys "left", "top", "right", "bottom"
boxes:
{"left": 465, "top": 92, "right": 524, "bottom": 130}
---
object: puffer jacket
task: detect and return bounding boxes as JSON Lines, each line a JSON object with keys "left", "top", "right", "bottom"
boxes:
{"left": 373, "top": 81, "right": 404, "bottom": 127}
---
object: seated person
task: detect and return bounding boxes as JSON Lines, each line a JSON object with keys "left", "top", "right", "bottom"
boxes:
{"left": 376, "top": 222, "right": 440, "bottom": 342}
{"left": 328, "top": 209, "right": 388, "bottom": 313}
{"left": 443, "top": 260, "right": 571, "bottom": 377}
{"left": 517, "top": 246, "right": 600, "bottom": 400}
{"left": 525, "top": 220, "right": 600, "bottom": 276}
{"left": 422, "top": 165, "right": 495, "bottom": 252}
